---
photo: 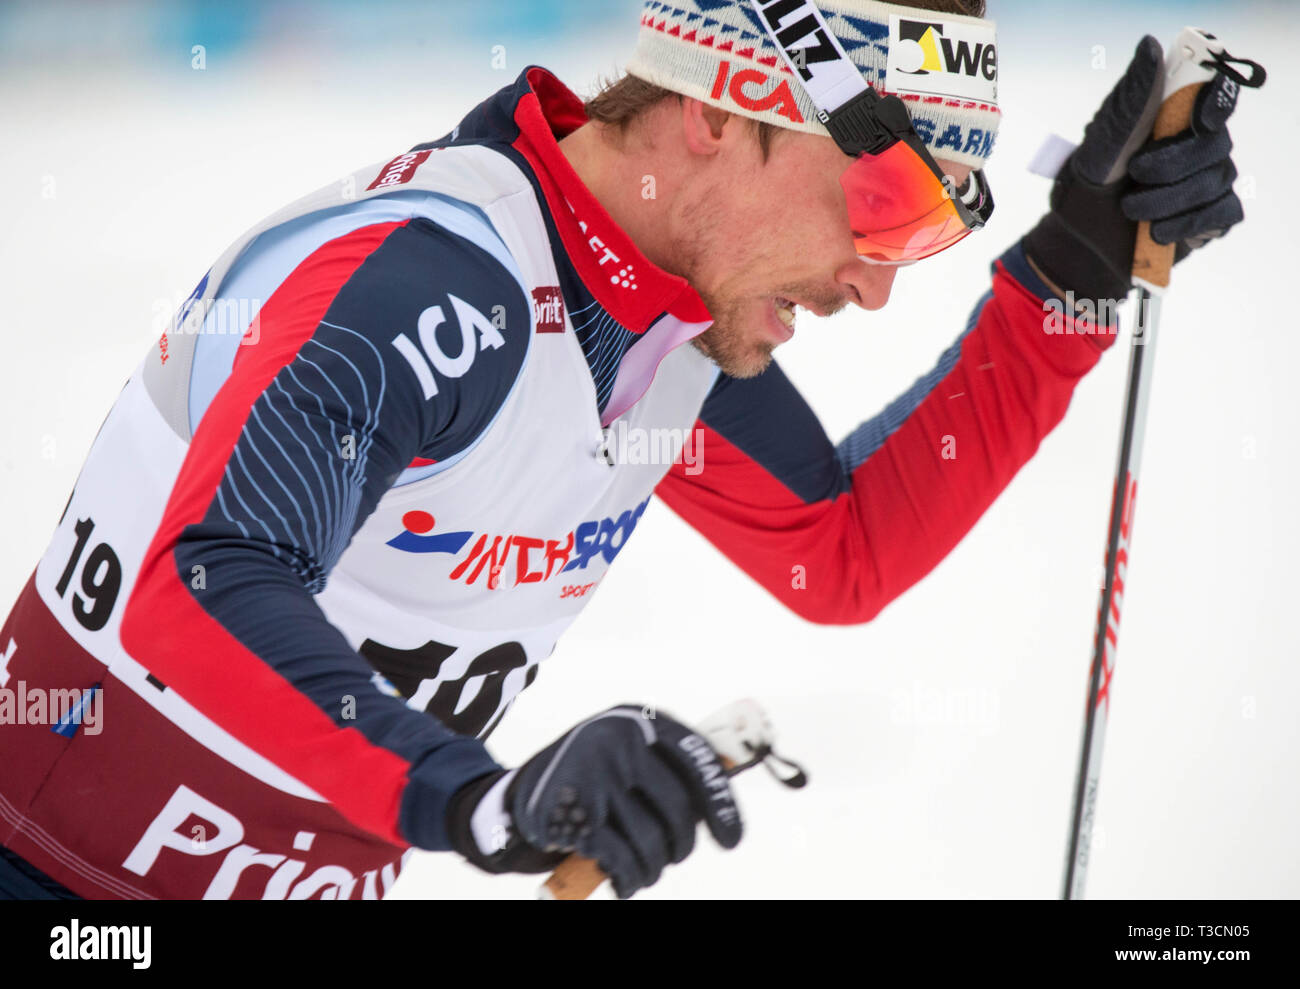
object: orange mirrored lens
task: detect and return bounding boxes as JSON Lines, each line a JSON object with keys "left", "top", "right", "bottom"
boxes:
{"left": 840, "top": 141, "right": 971, "bottom": 263}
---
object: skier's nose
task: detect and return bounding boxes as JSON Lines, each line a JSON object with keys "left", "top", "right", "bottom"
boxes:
{"left": 837, "top": 257, "right": 898, "bottom": 311}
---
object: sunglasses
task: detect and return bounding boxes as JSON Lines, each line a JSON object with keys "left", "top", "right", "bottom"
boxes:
{"left": 831, "top": 86, "right": 995, "bottom": 265}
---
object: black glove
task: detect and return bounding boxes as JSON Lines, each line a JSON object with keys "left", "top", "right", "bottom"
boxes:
{"left": 1025, "top": 35, "right": 1263, "bottom": 306}
{"left": 446, "top": 705, "right": 742, "bottom": 898}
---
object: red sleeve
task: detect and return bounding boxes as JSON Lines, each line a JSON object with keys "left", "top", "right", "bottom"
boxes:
{"left": 655, "top": 242, "right": 1118, "bottom": 625}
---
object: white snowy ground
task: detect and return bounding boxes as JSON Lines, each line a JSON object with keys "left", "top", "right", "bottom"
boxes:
{"left": 1, "top": 0, "right": 1295, "bottom": 899}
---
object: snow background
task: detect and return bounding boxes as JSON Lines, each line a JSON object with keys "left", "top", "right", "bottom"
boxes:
{"left": 0, "top": 0, "right": 1295, "bottom": 899}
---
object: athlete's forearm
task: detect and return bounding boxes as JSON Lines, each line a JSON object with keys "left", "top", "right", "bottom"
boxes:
{"left": 122, "top": 518, "right": 502, "bottom": 851}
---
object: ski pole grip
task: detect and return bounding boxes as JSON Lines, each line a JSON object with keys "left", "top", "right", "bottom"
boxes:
{"left": 1132, "top": 27, "right": 1229, "bottom": 290}
{"left": 541, "top": 754, "right": 738, "bottom": 900}
{"left": 541, "top": 853, "right": 608, "bottom": 901}
{"left": 1130, "top": 84, "right": 1203, "bottom": 290}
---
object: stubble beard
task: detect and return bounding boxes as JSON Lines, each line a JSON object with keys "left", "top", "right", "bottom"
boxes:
{"left": 672, "top": 191, "right": 779, "bottom": 380}
{"left": 690, "top": 304, "right": 777, "bottom": 379}
{"left": 692, "top": 276, "right": 850, "bottom": 378}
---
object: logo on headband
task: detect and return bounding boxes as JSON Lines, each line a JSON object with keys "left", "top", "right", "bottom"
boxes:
{"left": 710, "top": 60, "right": 805, "bottom": 124}
{"left": 886, "top": 15, "right": 998, "bottom": 105}
{"left": 751, "top": 0, "right": 869, "bottom": 113}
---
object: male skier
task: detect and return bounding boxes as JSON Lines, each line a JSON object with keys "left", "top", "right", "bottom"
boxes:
{"left": 0, "top": 0, "right": 1250, "bottom": 899}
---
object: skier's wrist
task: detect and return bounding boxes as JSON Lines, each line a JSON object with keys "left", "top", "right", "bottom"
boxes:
{"left": 445, "top": 768, "right": 565, "bottom": 876}
{"left": 1023, "top": 192, "right": 1131, "bottom": 319}
{"left": 398, "top": 737, "right": 504, "bottom": 851}
{"left": 445, "top": 768, "right": 509, "bottom": 869}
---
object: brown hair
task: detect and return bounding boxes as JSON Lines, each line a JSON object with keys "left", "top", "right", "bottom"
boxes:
{"left": 584, "top": 0, "right": 987, "bottom": 158}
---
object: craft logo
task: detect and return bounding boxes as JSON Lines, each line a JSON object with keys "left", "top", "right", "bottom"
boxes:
{"left": 886, "top": 15, "right": 998, "bottom": 104}
{"left": 532, "top": 286, "right": 565, "bottom": 333}
{"left": 1217, "top": 76, "right": 1239, "bottom": 110}
{"left": 367, "top": 150, "right": 433, "bottom": 191}
{"left": 571, "top": 216, "right": 639, "bottom": 291}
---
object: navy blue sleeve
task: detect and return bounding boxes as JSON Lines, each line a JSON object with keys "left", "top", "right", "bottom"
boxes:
{"left": 697, "top": 362, "right": 848, "bottom": 504}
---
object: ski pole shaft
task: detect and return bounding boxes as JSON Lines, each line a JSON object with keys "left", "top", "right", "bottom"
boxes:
{"left": 1061, "top": 27, "right": 1221, "bottom": 900}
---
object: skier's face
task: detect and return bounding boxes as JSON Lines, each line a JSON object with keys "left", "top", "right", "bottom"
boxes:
{"left": 678, "top": 123, "right": 972, "bottom": 378}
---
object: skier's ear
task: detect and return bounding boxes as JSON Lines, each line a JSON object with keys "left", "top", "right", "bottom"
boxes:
{"left": 679, "top": 96, "right": 731, "bottom": 157}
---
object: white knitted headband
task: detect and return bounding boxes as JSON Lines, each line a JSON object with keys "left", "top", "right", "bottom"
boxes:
{"left": 626, "top": 0, "right": 1001, "bottom": 168}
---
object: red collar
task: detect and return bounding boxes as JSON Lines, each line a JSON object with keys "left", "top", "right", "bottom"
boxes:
{"left": 512, "top": 67, "right": 710, "bottom": 334}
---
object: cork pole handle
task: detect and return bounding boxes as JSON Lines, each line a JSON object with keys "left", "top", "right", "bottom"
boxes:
{"left": 541, "top": 853, "right": 609, "bottom": 901}
{"left": 541, "top": 755, "right": 737, "bottom": 900}
{"left": 1130, "top": 83, "right": 1205, "bottom": 289}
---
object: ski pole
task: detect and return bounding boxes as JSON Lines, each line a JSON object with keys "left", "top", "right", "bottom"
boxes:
{"left": 1061, "top": 27, "right": 1265, "bottom": 900}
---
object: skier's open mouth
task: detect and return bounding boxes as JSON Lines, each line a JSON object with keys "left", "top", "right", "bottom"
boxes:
{"left": 775, "top": 297, "right": 796, "bottom": 330}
